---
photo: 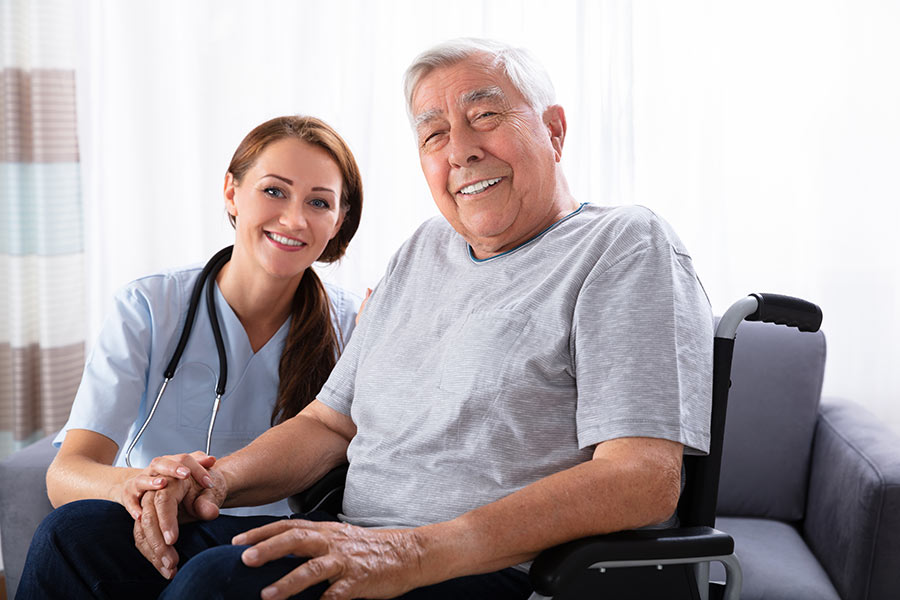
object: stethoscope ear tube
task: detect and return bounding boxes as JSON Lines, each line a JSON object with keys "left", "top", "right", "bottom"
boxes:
{"left": 164, "top": 246, "right": 233, "bottom": 379}
{"left": 123, "top": 246, "right": 233, "bottom": 468}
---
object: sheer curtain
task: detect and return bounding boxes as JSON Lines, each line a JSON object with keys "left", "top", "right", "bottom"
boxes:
{"left": 77, "top": 0, "right": 634, "bottom": 338}
{"left": 631, "top": 1, "right": 900, "bottom": 432}
{"left": 1, "top": 0, "right": 85, "bottom": 460}
{"left": 76, "top": 0, "right": 900, "bottom": 437}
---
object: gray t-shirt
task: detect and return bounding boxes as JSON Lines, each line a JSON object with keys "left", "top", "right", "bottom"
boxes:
{"left": 318, "top": 203, "right": 713, "bottom": 530}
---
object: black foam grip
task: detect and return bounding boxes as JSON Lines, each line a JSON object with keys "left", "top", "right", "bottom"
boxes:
{"left": 747, "top": 293, "right": 822, "bottom": 332}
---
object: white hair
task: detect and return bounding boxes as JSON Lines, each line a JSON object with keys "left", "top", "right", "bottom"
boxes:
{"left": 402, "top": 38, "right": 557, "bottom": 125}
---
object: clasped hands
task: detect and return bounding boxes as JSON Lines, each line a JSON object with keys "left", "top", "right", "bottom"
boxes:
{"left": 120, "top": 453, "right": 431, "bottom": 599}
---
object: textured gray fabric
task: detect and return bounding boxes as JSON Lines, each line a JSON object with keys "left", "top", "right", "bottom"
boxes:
{"left": 716, "top": 322, "right": 826, "bottom": 520}
{"left": 803, "top": 400, "right": 900, "bottom": 600}
{"left": 711, "top": 516, "right": 841, "bottom": 600}
{"left": 0, "top": 433, "right": 57, "bottom": 599}
{"left": 319, "top": 204, "right": 713, "bottom": 530}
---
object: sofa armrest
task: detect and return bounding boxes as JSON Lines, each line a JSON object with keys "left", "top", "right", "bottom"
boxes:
{"left": 804, "top": 399, "right": 900, "bottom": 600}
{"left": 0, "top": 434, "right": 58, "bottom": 599}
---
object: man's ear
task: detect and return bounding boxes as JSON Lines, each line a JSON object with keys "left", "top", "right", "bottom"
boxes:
{"left": 544, "top": 105, "right": 567, "bottom": 162}
{"left": 224, "top": 172, "right": 238, "bottom": 217}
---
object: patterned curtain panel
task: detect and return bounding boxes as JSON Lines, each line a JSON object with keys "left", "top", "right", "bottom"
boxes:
{"left": 0, "top": 0, "right": 84, "bottom": 458}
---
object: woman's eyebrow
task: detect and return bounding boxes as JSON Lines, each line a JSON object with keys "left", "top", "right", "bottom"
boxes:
{"left": 262, "top": 173, "right": 293, "bottom": 185}
{"left": 311, "top": 187, "right": 336, "bottom": 194}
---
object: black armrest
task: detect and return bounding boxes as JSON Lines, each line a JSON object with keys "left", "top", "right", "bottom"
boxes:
{"left": 288, "top": 463, "right": 349, "bottom": 515}
{"left": 529, "top": 526, "right": 734, "bottom": 595}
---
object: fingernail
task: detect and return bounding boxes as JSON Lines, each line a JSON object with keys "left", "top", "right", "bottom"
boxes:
{"left": 161, "top": 568, "right": 173, "bottom": 580}
{"left": 243, "top": 548, "right": 258, "bottom": 562}
{"left": 232, "top": 534, "right": 244, "bottom": 544}
{"left": 261, "top": 587, "right": 277, "bottom": 599}
{"left": 153, "top": 478, "right": 164, "bottom": 486}
{"left": 176, "top": 467, "right": 190, "bottom": 477}
{"left": 161, "top": 556, "right": 171, "bottom": 569}
{"left": 203, "top": 475, "right": 214, "bottom": 488}
{"left": 164, "top": 531, "right": 174, "bottom": 545}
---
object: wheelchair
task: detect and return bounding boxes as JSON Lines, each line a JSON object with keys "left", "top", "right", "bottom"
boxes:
{"left": 290, "top": 293, "right": 824, "bottom": 600}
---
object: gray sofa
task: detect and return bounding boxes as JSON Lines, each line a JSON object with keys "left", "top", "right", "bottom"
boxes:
{"left": 2, "top": 321, "right": 899, "bottom": 599}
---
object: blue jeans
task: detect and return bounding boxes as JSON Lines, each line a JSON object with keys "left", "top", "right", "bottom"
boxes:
{"left": 18, "top": 500, "right": 532, "bottom": 599}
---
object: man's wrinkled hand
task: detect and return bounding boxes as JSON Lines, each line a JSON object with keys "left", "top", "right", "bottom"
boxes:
{"left": 232, "top": 519, "right": 429, "bottom": 600}
{"left": 132, "top": 470, "right": 227, "bottom": 578}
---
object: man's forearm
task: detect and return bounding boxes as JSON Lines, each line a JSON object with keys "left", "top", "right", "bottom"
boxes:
{"left": 415, "top": 437, "right": 683, "bottom": 581}
{"left": 214, "top": 411, "right": 351, "bottom": 508}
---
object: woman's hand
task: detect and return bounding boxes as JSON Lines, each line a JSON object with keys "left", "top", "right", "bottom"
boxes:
{"left": 117, "top": 451, "right": 217, "bottom": 520}
{"left": 133, "top": 468, "right": 227, "bottom": 578}
{"left": 232, "top": 519, "right": 430, "bottom": 600}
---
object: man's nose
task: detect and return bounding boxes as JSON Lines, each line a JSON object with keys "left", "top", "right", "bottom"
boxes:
{"left": 447, "top": 126, "right": 484, "bottom": 168}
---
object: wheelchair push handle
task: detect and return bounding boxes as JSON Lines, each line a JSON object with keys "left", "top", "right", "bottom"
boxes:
{"left": 716, "top": 293, "right": 822, "bottom": 340}
{"left": 746, "top": 293, "right": 822, "bottom": 332}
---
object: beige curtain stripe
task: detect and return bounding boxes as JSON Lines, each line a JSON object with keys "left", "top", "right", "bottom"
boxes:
{"left": 0, "top": 68, "right": 79, "bottom": 163}
{"left": 0, "top": 342, "right": 84, "bottom": 439}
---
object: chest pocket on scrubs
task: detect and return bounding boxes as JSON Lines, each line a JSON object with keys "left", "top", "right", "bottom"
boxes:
{"left": 437, "top": 310, "right": 530, "bottom": 398}
{"left": 176, "top": 362, "right": 229, "bottom": 433}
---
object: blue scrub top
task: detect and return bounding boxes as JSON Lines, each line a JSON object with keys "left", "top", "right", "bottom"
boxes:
{"left": 55, "top": 263, "right": 360, "bottom": 516}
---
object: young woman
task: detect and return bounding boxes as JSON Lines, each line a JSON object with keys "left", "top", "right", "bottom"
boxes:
{"left": 46, "top": 115, "right": 363, "bottom": 518}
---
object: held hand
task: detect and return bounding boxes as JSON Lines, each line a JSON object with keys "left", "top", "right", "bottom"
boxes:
{"left": 232, "top": 520, "right": 428, "bottom": 600}
{"left": 118, "top": 451, "right": 217, "bottom": 520}
{"left": 132, "top": 469, "right": 227, "bottom": 578}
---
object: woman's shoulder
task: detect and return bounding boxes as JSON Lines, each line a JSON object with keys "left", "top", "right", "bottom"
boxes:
{"left": 110, "top": 264, "right": 204, "bottom": 319}
{"left": 323, "top": 281, "right": 363, "bottom": 317}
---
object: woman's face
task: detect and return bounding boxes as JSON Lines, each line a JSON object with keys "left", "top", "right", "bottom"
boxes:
{"left": 224, "top": 137, "right": 344, "bottom": 282}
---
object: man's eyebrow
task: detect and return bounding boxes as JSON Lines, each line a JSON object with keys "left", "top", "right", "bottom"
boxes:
{"left": 413, "top": 87, "right": 507, "bottom": 130}
{"left": 414, "top": 108, "right": 443, "bottom": 130}
{"left": 459, "top": 86, "right": 505, "bottom": 107}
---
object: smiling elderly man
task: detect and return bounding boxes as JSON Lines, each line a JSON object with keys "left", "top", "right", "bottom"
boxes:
{"left": 19, "top": 38, "right": 712, "bottom": 600}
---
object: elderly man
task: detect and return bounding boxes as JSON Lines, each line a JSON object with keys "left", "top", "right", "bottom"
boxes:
{"left": 19, "top": 38, "right": 712, "bottom": 599}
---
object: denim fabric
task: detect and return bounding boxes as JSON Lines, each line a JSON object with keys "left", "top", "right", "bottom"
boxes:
{"left": 17, "top": 499, "right": 531, "bottom": 599}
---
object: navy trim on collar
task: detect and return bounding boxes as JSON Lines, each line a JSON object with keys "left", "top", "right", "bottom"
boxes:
{"left": 467, "top": 203, "right": 589, "bottom": 263}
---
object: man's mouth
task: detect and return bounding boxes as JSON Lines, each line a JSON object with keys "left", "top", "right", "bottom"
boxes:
{"left": 458, "top": 177, "right": 503, "bottom": 196}
{"left": 265, "top": 231, "right": 306, "bottom": 247}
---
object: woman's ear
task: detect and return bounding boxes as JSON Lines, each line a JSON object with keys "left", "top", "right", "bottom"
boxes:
{"left": 224, "top": 172, "right": 238, "bottom": 217}
{"left": 330, "top": 208, "right": 346, "bottom": 240}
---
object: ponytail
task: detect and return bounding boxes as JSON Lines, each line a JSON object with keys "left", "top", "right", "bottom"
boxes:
{"left": 272, "top": 268, "right": 340, "bottom": 425}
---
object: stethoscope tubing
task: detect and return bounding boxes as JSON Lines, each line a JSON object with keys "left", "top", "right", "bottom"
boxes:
{"left": 124, "top": 246, "right": 234, "bottom": 468}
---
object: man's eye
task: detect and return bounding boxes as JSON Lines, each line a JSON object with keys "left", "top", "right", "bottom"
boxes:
{"left": 476, "top": 112, "right": 497, "bottom": 119}
{"left": 264, "top": 187, "right": 285, "bottom": 198}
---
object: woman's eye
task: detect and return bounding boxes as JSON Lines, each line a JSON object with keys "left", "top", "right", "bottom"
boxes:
{"left": 264, "top": 187, "right": 285, "bottom": 199}
{"left": 310, "top": 198, "right": 330, "bottom": 209}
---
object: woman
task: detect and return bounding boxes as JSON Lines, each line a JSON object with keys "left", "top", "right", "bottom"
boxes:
{"left": 46, "top": 115, "right": 363, "bottom": 519}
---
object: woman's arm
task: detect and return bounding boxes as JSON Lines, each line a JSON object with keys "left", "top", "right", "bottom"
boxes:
{"left": 46, "top": 429, "right": 214, "bottom": 519}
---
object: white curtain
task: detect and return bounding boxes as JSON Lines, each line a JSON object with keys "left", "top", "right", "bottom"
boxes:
{"left": 76, "top": 0, "right": 900, "bottom": 433}
{"left": 630, "top": 1, "right": 900, "bottom": 432}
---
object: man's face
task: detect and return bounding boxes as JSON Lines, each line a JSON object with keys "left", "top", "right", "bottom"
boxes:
{"left": 411, "top": 55, "right": 566, "bottom": 259}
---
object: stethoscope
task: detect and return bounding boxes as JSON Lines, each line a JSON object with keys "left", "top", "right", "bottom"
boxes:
{"left": 124, "top": 246, "right": 233, "bottom": 467}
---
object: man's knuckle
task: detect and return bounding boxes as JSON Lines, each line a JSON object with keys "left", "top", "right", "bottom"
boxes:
{"left": 305, "top": 558, "right": 327, "bottom": 578}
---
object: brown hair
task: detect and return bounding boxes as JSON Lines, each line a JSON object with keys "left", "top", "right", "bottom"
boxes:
{"left": 227, "top": 116, "right": 363, "bottom": 424}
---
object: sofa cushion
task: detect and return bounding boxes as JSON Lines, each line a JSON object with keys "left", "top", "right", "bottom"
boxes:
{"left": 711, "top": 516, "right": 840, "bottom": 600}
{"left": 716, "top": 322, "right": 826, "bottom": 521}
{"left": 0, "top": 434, "right": 57, "bottom": 599}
